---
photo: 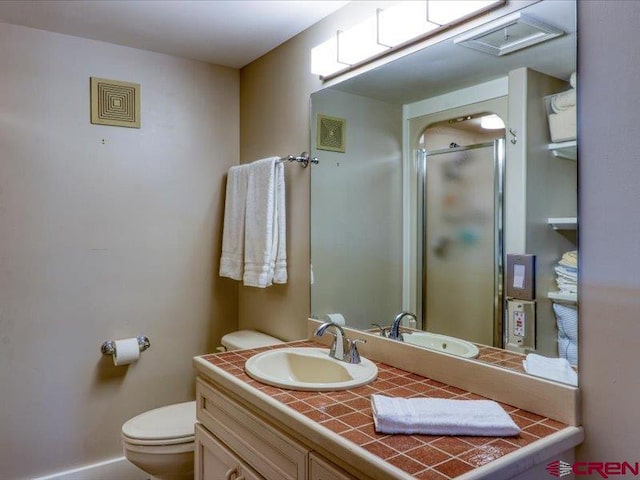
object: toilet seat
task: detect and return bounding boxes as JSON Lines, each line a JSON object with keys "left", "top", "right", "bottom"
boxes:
{"left": 122, "top": 401, "right": 195, "bottom": 447}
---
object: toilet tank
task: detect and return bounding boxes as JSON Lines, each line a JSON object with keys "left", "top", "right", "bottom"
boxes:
{"left": 221, "top": 330, "right": 283, "bottom": 351}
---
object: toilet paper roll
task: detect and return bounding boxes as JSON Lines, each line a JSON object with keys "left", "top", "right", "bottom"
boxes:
{"left": 113, "top": 338, "right": 140, "bottom": 366}
{"left": 323, "top": 313, "right": 346, "bottom": 326}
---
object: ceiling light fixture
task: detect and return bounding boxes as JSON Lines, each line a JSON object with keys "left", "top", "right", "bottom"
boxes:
{"left": 310, "top": 0, "right": 506, "bottom": 77}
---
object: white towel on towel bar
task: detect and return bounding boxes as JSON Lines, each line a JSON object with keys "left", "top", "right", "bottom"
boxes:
{"left": 219, "top": 157, "right": 287, "bottom": 287}
{"left": 219, "top": 164, "right": 249, "bottom": 281}
{"left": 370, "top": 394, "right": 520, "bottom": 436}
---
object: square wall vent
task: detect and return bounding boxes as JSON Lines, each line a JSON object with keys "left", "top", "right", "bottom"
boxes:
{"left": 454, "top": 12, "right": 564, "bottom": 56}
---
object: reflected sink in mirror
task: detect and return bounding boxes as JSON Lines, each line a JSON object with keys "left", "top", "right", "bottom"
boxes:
{"left": 244, "top": 347, "right": 378, "bottom": 391}
{"left": 401, "top": 332, "right": 480, "bottom": 359}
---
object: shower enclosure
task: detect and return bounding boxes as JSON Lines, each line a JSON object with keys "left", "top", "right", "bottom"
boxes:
{"left": 417, "top": 138, "right": 505, "bottom": 347}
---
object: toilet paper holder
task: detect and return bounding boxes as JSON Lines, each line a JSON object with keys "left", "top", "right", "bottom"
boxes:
{"left": 101, "top": 336, "right": 151, "bottom": 356}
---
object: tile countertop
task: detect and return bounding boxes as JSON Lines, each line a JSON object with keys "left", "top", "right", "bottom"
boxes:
{"left": 193, "top": 341, "right": 584, "bottom": 480}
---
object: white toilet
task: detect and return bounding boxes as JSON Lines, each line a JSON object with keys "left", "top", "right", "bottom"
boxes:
{"left": 122, "top": 330, "right": 283, "bottom": 480}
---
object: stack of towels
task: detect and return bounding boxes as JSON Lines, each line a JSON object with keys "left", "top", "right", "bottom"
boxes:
{"left": 370, "top": 394, "right": 520, "bottom": 436}
{"left": 554, "top": 250, "right": 578, "bottom": 295}
{"left": 219, "top": 157, "right": 287, "bottom": 288}
{"left": 552, "top": 250, "right": 578, "bottom": 366}
{"left": 554, "top": 302, "right": 578, "bottom": 366}
{"left": 547, "top": 72, "right": 576, "bottom": 142}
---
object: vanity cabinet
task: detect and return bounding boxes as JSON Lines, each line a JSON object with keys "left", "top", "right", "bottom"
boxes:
{"left": 196, "top": 378, "right": 308, "bottom": 480}
{"left": 308, "top": 453, "right": 357, "bottom": 480}
{"left": 196, "top": 377, "right": 359, "bottom": 480}
{"left": 195, "top": 423, "right": 262, "bottom": 480}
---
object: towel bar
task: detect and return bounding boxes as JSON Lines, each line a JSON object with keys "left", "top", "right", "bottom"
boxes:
{"left": 279, "top": 152, "right": 319, "bottom": 168}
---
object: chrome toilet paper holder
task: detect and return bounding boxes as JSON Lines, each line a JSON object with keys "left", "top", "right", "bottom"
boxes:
{"left": 101, "top": 336, "right": 151, "bottom": 356}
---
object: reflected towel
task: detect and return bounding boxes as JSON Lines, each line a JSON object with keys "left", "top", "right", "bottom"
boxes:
{"left": 523, "top": 353, "right": 577, "bottom": 386}
{"left": 550, "top": 89, "right": 576, "bottom": 112}
{"left": 370, "top": 394, "right": 520, "bottom": 436}
{"left": 558, "top": 337, "right": 578, "bottom": 367}
{"left": 560, "top": 250, "right": 578, "bottom": 268}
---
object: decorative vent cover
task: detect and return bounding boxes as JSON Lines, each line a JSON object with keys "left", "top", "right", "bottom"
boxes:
{"left": 90, "top": 77, "right": 140, "bottom": 128}
{"left": 317, "top": 114, "right": 346, "bottom": 153}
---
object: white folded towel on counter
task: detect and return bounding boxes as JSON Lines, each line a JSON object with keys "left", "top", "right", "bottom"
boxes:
{"left": 523, "top": 353, "right": 577, "bottom": 386}
{"left": 370, "top": 394, "right": 520, "bottom": 436}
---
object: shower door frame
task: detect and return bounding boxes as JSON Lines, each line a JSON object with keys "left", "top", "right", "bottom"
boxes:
{"left": 416, "top": 139, "right": 505, "bottom": 348}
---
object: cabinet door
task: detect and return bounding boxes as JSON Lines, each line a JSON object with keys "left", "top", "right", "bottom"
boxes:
{"left": 195, "top": 423, "right": 263, "bottom": 480}
{"left": 197, "top": 378, "right": 308, "bottom": 480}
{"left": 309, "top": 453, "right": 357, "bottom": 480}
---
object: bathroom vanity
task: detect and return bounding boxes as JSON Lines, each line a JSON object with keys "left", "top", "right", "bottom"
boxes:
{"left": 193, "top": 322, "right": 583, "bottom": 480}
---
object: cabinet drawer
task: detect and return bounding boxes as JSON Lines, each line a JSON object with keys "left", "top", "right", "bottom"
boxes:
{"left": 196, "top": 378, "right": 309, "bottom": 480}
{"left": 309, "top": 453, "right": 358, "bottom": 480}
{"left": 195, "top": 423, "right": 262, "bottom": 480}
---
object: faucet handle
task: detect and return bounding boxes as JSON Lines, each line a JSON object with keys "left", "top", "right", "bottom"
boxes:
{"left": 346, "top": 338, "right": 366, "bottom": 364}
{"left": 371, "top": 323, "right": 390, "bottom": 337}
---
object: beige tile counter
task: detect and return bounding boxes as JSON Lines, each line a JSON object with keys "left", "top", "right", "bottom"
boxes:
{"left": 194, "top": 340, "right": 583, "bottom": 480}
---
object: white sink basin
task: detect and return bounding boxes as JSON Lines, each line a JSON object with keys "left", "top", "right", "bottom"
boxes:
{"left": 401, "top": 332, "right": 479, "bottom": 359}
{"left": 244, "top": 347, "right": 378, "bottom": 391}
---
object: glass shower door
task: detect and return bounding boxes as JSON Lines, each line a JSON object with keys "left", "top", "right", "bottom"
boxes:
{"left": 420, "top": 140, "right": 504, "bottom": 347}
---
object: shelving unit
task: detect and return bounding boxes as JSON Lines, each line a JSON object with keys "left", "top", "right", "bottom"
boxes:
{"left": 547, "top": 291, "right": 577, "bottom": 303}
{"left": 548, "top": 217, "right": 578, "bottom": 230}
{"left": 548, "top": 140, "right": 577, "bottom": 160}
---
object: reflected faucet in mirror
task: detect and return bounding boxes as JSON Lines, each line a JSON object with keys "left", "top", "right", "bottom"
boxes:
{"left": 390, "top": 311, "right": 417, "bottom": 341}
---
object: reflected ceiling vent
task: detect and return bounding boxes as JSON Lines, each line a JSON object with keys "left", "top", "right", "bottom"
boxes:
{"left": 454, "top": 12, "right": 564, "bottom": 56}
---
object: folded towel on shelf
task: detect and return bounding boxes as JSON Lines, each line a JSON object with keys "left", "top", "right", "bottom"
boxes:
{"left": 554, "top": 266, "right": 578, "bottom": 281}
{"left": 559, "top": 250, "right": 578, "bottom": 268}
{"left": 550, "top": 89, "right": 576, "bottom": 112}
{"left": 554, "top": 302, "right": 578, "bottom": 343}
{"left": 548, "top": 106, "right": 576, "bottom": 143}
{"left": 370, "top": 394, "right": 520, "bottom": 436}
{"left": 523, "top": 353, "right": 577, "bottom": 386}
{"left": 556, "top": 283, "right": 578, "bottom": 294}
{"left": 219, "top": 157, "right": 287, "bottom": 287}
{"left": 558, "top": 337, "right": 578, "bottom": 367}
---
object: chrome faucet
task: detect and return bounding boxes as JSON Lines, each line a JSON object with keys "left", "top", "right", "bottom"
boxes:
{"left": 314, "top": 322, "right": 365, "bottom": 364}
{"left": 389, "top": 311, "right": 417, "bottom": 341}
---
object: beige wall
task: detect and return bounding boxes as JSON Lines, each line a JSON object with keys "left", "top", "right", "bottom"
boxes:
{"left": 0, "top": 23, "right": 238, "bottom": 479}
{"left": 577, "top": 1, "right": 640, "bottom": 462}
{"left": 238, "top": 2, "right": 389, "bottom": 341}
{"left": 240, "top": 0, "right": 640, "bottom": 464}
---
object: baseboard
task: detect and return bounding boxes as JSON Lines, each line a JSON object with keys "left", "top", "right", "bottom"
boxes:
{"left": 32, "top": 456, "right": 148, "bottom": 480}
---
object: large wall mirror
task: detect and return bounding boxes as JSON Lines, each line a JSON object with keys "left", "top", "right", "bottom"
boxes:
{"left": 310, "top": 0, "right": 577, "bottom": 384}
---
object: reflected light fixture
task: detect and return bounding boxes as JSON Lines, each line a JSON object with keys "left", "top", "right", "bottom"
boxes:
{"left": 480, "top": 114, "right": 505, "bottom": 130}
{"left": 377, "top": 1, "right": 439, "bottom": 48}
{"left": 428, "top": 0, "right": 499, "bottom": 25}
